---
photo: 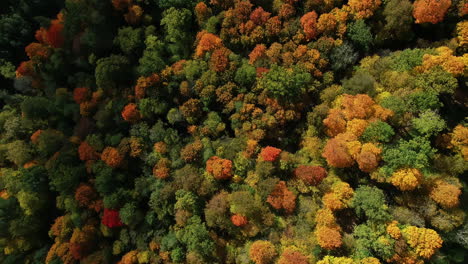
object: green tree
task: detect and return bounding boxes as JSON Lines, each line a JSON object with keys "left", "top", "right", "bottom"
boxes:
{"left": 257, "top": 65, "right": 311, "bottom": 100}
{"left": 352, "top": 186, "right": 391, "bottom": 223}
{"left": 411, "top": 110, "right": 446, "bottom": 136}
{"left": 347, "top": 20, "right": 373, "bottom": 52}
{"left": 95, "top": 55, "right": 131, "bottom": 90}
{"left": 361, "top": 121, "right": 395, "bottom": 143}
{"left": 114, "top": 27, "right": 143, "bottom": 55}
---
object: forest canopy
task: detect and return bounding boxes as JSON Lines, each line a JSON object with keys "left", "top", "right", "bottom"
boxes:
{"left": 0, "top": 0, "right": 467, "bottom": 263}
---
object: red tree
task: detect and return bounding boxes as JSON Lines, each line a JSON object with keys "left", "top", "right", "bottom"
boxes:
{"left": 101, "top": 147, "right": 124, "bottom": 168}
{"left": 260, "top": 146, "right": 282, "bottom": 162}
{"left": 250, "top": 7, "right": 271, "bottom": 25}
{"left": 294, "top": 165, "right": 327, "bottom": 186}
{"left": 102, "top": 209, "right": 124, "bottom": 228}
{"left": 78, "top": 141, "right": 99, "bottom": 161}
{"left": 73, "top": 87, "right": 89, "bottom": 104}
{"left": 46, "top": 19, "right": 65, "bottom": 48}
{"left": 195, "top": 31, "right": 223, "bottom": 57}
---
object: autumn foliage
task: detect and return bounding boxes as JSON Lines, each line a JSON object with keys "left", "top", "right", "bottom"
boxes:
{"left": 206, "top": 156, "right": 233, "bottom": 180}
{"left": 300, "top": 11, "right": 318, "bottom": 40}
{"left": 249, "top": 240, "right": 277, "bottom": 264}
{"left": 121, "top": 103, "right": 141, "bottom": 123}
{"left": 413, "top": 0, "right": 452, "bottom": 24}
{"left": 101, "top": 147, "right": 124, "bottom": 168}
{"left": 266, "top": 181, "right": 296, "bottom": 214}
{"left": 429, "top": 180, "right": 461, "bottom": 208}
{"left": 231, "top": 214, "right": 248, "bottom": 227}
{"left": 102, "top": 209, "right": 124, "bottom": 228}
{"left": 195, "top": 31, "right": 223, "bottom": 58}
{"left": 294, "top": 165, "right": 327, "bottom": 186}
{"left": 259, "top": 146, "right": 282, "bottom": 162}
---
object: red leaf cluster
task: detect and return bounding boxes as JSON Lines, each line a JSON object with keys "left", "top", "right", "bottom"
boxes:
{"left": 260, "top": 146, "right": 282, "bottom": 162}
{"left": 294, "top": 165, "right": 327, "bottom": 186}
{"left": 102, "top": 208, "right": 124, "bottom": 228}
{"left": 300, "top": 11, "right": 318, "bottom": 40}
{"left": 231, "top": 214, "right": 248, "bottom": 227}
{"left": 121, "top": 103, "right": 141, "bottom": 123}
{"left": 78, "top": 141, "right": 99, "bottom": 161}
{"left": 267, "top": 181, "right": 296, "bottom": 214}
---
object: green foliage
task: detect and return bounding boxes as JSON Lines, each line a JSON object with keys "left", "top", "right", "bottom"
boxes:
{"left": 20, "top": 97, "right": 52, "bottom": 120}
{"left": 114, "top": 27, "right": 143, "bottom": 55}
{"left": 361, "top": 121, "right": 395, "bottom": 143}
{"left": 175, "top": 216, "right": 215, "bottom": 258}
{"left": 347, "top": 20, "right": 373, "bottom": 52}
{"left": 257, "top": 64, "right": 311, "bottom": 100}
{"left": 95, "top": 55, "right": 131, "bottom": 90}
{"left": 382, "top": 137, "right": 436, "bottom": 175}
{"left": 138, "top": 35, "right": 167, "bottom": 76}
{"left": 161, "top": 8, "right": 193, "bottom": 61}
{"left": 411, "top": 110, "right": 446, "bottom": 136}
{"left": 234, "top": 61, "right": 257, "bottom": 88}
{"left": 389, "top": 48, "right": 429, "bottom": 72}
{"left": 414, "top": 67, "right": 458, "bottom": 94}
{"left": 352, "top": 186, "right": 391, "bottom": 223}
{"left": 342, "top": 70, "right": 376, "bottom": 96}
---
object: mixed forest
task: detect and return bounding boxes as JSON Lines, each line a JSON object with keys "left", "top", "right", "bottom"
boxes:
{"left": 0, "top": 0, "right": 467, "bottom": 263}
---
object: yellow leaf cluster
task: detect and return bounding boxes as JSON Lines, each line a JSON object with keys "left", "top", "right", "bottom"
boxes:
{"left": 402, "top": 226, "right": 442, "bottom": 259}
{"left": 389, "top": 168, "right": 423, "bottom": 191}
{"left": 417, "top": 46, "right": 468, "bottom": 76}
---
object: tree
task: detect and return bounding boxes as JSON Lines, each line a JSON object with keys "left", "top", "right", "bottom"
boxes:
{"left": 322, "top": 137, "right": 354, "bottom": 168}
{"left": 294, "top": 165, "right": 327, "bottom": 186}
{"left": 259, "top": 146, "right": 282, "bottom": 162}
{"left": 230, "top": 214, "right": 248, "bottom": 227}
{"left": 352, "top": 186, "right": 391, "bottom": 222}
{"left": 249, "top": 240, "right": 277, "bottom": 264}
{"left": 413, "top": 0, "right": 451, "bottom": 24}
{"left": 347, "top": 20, "right": 373, "bottom": 52}
{"left": 101, "top": 147, "right": 124, "bottom": 168}
{"left": 411, "top": 110, "right": 446, "bottom": 136}
{"left": 161, "top": 8, "right": 193, "bottom": 60}
{"left": 266, "top": 181, "right": 296, "bottom": 214}
{"left": 401, "top": 226, "right": 442, "bottom": 259}
{"left": 300, "top": 11, "right": 318, "bottom": 40}
{"left": 429, "top": 180, "right": 461, "bottom": 208}
{"left": 138, "top": 35, "right": 166, "bottom": 76}
{"left": 390, "top": 168, "right": 423, "bottom": 191}
{"left": 277, "top": 248, "right": 309, "bottom": 264}
{"left": 257, "top": 65, "right": 311, "bottom": 100}
{"left": 361, "top": 121, "right": 394, "bottom": 143}
{"left": 78, "top": 141, "right": 99, "bottom": 161}
{"left": 206, "top": 156, "right": 233, "bottom": 180}
{"left": 114, "top": 27, "right": 143, "bottom": 55}
{"left": 121, "top": 103, "right": 141, "bottom": 123}
{"left": 348, "top": 0, "right": 382, "bottom": 19}
{"left": 195, "top": 31, "right": 222, "bottom": 58}
{"left": 315, "top": 226, "right": 342, "bottom": 250}
{"left": 95, "top": 55, "right": 131, "bottom": 90}
{"left": 102, "top": 208, "right": 124, "bottom": 228}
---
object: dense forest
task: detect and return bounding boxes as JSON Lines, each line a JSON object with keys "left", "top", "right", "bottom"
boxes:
{"left": 0, "top": 0, "right": 467, "bottom": 263}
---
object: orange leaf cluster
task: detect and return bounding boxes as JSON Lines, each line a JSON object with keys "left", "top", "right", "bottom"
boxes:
{"left": 195, "top": 2, "right": 212, "bottom": 25}
{"left": 278, "top": 248, "right": 309, "bottom": 264}
{"left": 101, "top": 147, "right": 124, "bottom": 168}
{"left": 210, "top": 48, "right": 231, "bottom": 72}
{"left": 322, "top": 94, "right": 392, "bottom": 171}
{"left": 124, "top": 5, "right": 143, "bottom": 25}
{"left": 195, "top": 31, "right": 223, "bottom": 58}
{"left": 180, "top": 140, "right": 203, "bottom": 162}
{"left": 78, "top": 141, "right": 99, "bottom": 161}
{"left": 260, "top": 146, "right": 282, "bottom": 162}
{"left": 322, "top": 181, "right": 354, "bottom": 211}
{"left": 429, "top": 180, "right": 461, "bottom": 208}
{"left": 206, "top": 156, "right": 233, "bottom": 180}
{"left": 112, "top": 0, "right": 133, "bottom": 11}
{"left": 70, "top": 225, "right": 96, "bottom": 260}
{"left": 348, "top": 0, "right": 382, "bottom": 19}
{"left": 118, "top": 250, "right": 139, "bottom": 264}
{"left": 300, "top": 11, "right": 318, "bottom": 40}
{"left": 294, "top": 165, "right": 327, "bottom": 186}
{"left": 249, "top": 240, "right": 277, "bottom": 264}
{"left": 231, "top": 214, "right": 248, "bottom": 227}
{"left": 30, "top": 129, "right": 43, "bottom": 144}
{"left": 46, "top": 19, "right": 65, "bottom": 48}
{"left": 73, "top": 87, "right": 89, "bottom": 104}
{"left": 266, "top": 181, "right": 296, "bottom": 214}
{"left": 450, "top": 125, "right": 468, "bottom": 160}
{"left": 25, "top": 42, "right": 50, "bottom": 59}
{"left": 153, "top": 158, "right": 171, "bottom": 179}
{"left": 413, "top": 0, "right": 451, "bottom": 24}
{"left": 416, "top": 46, "right": 467, "bottom": 76}
{"left": 121, "top": 103, "right": 141, "bottom": 123}
{"left": 250, "top": 7, "right": 271, "bottom": 26}
{"left": 75, "top": 183, "right": 102, "bottom": 212}
{"left": 315, "top": 226, "right": 342, "bottom": 250}
{"left": 134, "top": 73, "right": 160, "bottom": 100}
{"left": 249, "top": 44, "right": 267, "bottom": 64}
